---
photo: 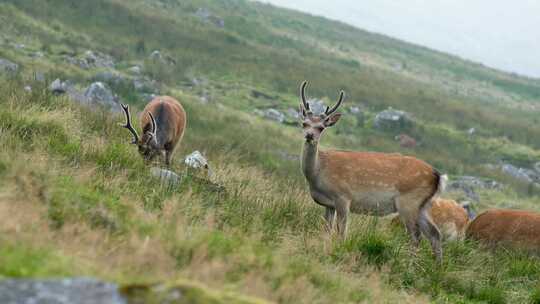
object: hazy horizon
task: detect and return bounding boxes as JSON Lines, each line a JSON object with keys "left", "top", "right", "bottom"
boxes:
{"left": 261, "top": 0, "right": 540, "bottom": 78}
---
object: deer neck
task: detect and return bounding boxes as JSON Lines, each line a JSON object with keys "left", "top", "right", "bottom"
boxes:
{"left": 302, "top": 140, "right": 321, "bottom": 182}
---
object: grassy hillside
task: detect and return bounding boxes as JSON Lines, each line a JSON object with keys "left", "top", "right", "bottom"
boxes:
{"left": 1, "top": 0, "right": 540, "bottom": 303}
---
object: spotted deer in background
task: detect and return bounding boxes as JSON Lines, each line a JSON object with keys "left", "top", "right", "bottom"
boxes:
{"left": 120, "top": 96, "right": 186, "bottom": 167}
{"left": 298, "top": 81, "right": 446, "bottom": 260}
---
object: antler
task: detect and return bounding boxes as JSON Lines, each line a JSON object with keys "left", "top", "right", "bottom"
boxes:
{"left": 120, "top": 104, "right": 140, "bottom": 144}
{"left": 300, "top": 81, "right": 310, "bottom": 112}
{"left": 148, "top": 112, "right": 157, "bottom": 137}
{"left": 325, "top": 90, "right": 345, "bottom": 116}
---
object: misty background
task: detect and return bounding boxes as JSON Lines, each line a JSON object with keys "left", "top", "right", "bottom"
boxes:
{"left": 261, "top": 0, "right": 540, "bottom": 78}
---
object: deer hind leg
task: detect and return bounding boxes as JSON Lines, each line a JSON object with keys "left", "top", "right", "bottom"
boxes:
{"left": 324, "top": 207, "right": 336, "bottom": 233}
{"left": 395, "top": 197, "right": 421, "bottom": 247}
{"left": 418, "top": 204, "right": 442, "bottom": 262}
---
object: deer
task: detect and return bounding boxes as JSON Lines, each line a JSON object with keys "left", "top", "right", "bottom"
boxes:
{"left": 298, "top": 81, "right": 446, "bottom": 260}
{"left": 119, "top": 96, "right": 186, "bottom": 167}
{"left": 391, "top": 198, "right": 470, "bottom": 241}
{"left": 466, "top": 209, "right": 540, "bottom": 252}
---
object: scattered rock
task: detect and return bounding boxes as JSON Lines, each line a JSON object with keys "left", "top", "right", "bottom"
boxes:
{"left": 195, "top": 8, "right": 225, "bottom": 28}
{"left": 142, "top": 93, "right": 157, "bottom": 103}
{"left": 395, "top": 134, "right": 417, "bottom": 148}
{"left": 349, "top": 106, "right": 365, "bottom": 126}
{"left": 150, "top": 167, "right": 181, "bottom": 186}
{"left": 127, "top": 65, "right": 142, "bottom": 75}
{"left": 93, "top": 71, "right": 126, "bottom": 86}
{"left": 64, "top": 50, "right": 115, "bottom": 69}
{"left": 185, "top": 151, "right": 209, "bottom": 170}
{"left": 277, "top": 150, "right": 300, "bottom": 162}
{"left": 0, "top": 278, "right": 125, "bottom": 304}
{"left": 534, "top": 162, "right": 540, "bottom": 174}
{"left": 0, "top": 58, "right": 19, "bottom": 75}
{"left": 447, "top": 176, "right": 502, "bottom": 202}
{"left": 49, "top": 78, "right": 69, "bottom": 95}
{"left": 374, "top": 107, "right": 414, "bottom": 130}
{"left": 34, "top": 72, "right": 45, "bottom": 82}
{"left": 83, "top": 82, "right": 120, "bottom": 112}
{"left": 149, "top": 50, "right": 162, "bottom": 61}
{"left": 306, "top": 98, "right": 326, "bottom": 116}
{"left": 286, "top": 108, "right": 300, "bottom": 120}
{"left": 467, "top": 127, "right": 476, "bottom": 137}
{"left": 133, "top": 77, "right": 160, "bottom": 94}
{"left": 24, "top": 85, "right": 32, "bottom": 93}
{"left": 31, "top": 51, "right": 45, "bottom": 59}
{"left": 251, "top": 89, "right": 275, "bottom": 100}
{"left": 501, "top": 163, "right": 540, "bottom": 184}
{"left": 263, "top": 108, "right": 285, "bottom": 123}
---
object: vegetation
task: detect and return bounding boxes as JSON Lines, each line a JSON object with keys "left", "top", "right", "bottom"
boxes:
{"left": 1, "top": 0, "right": 540, "bottom": 303}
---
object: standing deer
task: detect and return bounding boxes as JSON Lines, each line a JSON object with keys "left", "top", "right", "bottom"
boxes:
{"left": 299, "top": 81, "right": 445, "bottom": 260}
{"left": 120, "top": 96, "right": 186, "bottom": 166}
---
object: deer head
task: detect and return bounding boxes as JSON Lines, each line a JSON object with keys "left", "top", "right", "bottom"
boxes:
{"left": 299, "top": 81, "right": 345, "bottom": 143}
{"left": 120, "top": 104, "right": 160, "bottom": 161}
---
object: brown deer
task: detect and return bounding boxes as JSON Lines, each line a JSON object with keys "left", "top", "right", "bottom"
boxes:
{"left": 299, "top": 81, "right": 445, "bottom": 260}
{"left": 391, "top": 198, "right": 470, "bottom": 240}
{"left": 466, "top": 209, "right": 540, "bottom": 251}
{"left": 120, "top": 96, "right": 186, "bottom": 166}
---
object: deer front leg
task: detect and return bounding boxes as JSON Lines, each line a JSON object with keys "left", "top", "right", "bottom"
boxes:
{"left": 335, "top": 201, "right": 350, "bottom": 239}
{"left": 164, "top": 150, "right": 172, "bottom": 168}
{"left": 324, "top": 207, "right": 335, "bottom": 233}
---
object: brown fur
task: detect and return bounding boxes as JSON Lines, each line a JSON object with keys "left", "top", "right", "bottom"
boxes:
{"left": 466, "top": 209, "right": 540, "bottom": 251}
{"left": 391, "top": 198, "right": 469, "bottom": 240}
{"left": 121, "top": 96, "right": 186, "bottom": 166}
{"left": 298, "top": 81, "right": 444, "bottom": 261}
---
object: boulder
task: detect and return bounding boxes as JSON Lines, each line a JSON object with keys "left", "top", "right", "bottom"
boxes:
{"left": 195, "top": 8, "right": 225, "bottom": 28}
{"left": 0, "top": 278, "right": 125, "bottom": 304}
{"left": 127, "top": 65, "right": 142, "bottom": 75}
{"left": 84, "top": 50, "right": 115, "bottom": 69}
{"left": 0, "top": 58, "right": 19, "bottom": 74}
{"left": 374, "top": 107, "right": 414, "bottom": 130}
{"left": 185, "top": 151, "right": 209, "bottom": 170}
{"left": 133, "top": 77, "right": 159, "bottom": 94}
{"left": 447, "top": 176, "right": 502, "bottom": 202}
{"left": 149, "top": 50, "right": 162, "bottom": 61}
{"left": 84, "top": 82, "right": 120, "bottom": 112}
{"left": 501, "top": 163, "right": 540, "bottom": 184}
{"left": 49, "top": 78, "right": 69, "bottom": 95}
{"left": 24, "top": 85, "right": 32, "bottom": 93}
{"left": 262, "top": 108, "right": 285, "bottom": 123}
{"left": 93, "top": 71, "right": 126, "bottom": 86}
{"left": 349, "top": 106, "right": 365, "bottom": 126}
{"left": 306, "top": 98, "right": 326, "bottom": 116}
{"left": 150, "top": 167, "right": 181, "bottom": 186}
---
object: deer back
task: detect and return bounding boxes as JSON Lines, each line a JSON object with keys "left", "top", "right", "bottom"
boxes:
{"left": 318, "top": 150, "right": 439, "bottom": 195}
{"left": 466, "top": 209, "right": 540, "bottom": 251}
{"left": 140, "top": 96, "right": 186, "bottom": 151}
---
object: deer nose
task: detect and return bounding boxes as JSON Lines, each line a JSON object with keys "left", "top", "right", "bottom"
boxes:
{"left": 305, "top": 133, "right": 314, "bottom": 141}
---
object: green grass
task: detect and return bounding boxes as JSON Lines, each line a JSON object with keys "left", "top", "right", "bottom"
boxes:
{"left": 1, "top": 0, "right": 540, "bottom": 303}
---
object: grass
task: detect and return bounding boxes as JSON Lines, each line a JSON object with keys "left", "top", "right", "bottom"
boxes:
{"left": 1, "top": 0, "right": 540, "bottom": 302}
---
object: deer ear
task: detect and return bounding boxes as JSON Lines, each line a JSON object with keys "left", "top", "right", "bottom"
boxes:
{"left": 324, "top": 113, "right": 342, "bottom": 127}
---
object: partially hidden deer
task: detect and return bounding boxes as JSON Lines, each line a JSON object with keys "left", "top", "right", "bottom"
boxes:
{"left": 299, "top": 81, "right": 446, "bottom": 260}
{"left": 391, "top": 198, "right": 471, "bottom": 241}
{"left": 466, "top": 209, "right": 540, "bottom": 251}
{"left": 120, "top": 96, "right": 186, "bottom": 166}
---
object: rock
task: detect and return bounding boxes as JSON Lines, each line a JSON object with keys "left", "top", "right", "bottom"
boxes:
{"left": 195, "top": 8, "right": 225, "bottom": 28}
{"left": 24, "top": 85, "right": 32, "bottom": 93}
{"left": 142, "top": 93, "right": 157, "bottom": 103}
{"left": 84, "top": 82, "right": 120, "bottom": 112}
{"left": 395, "top": 134, "right": 417, "bottom": 148}
{"left": 127, "top": 65, "right": 142, "bottom": 75}
{"left": 64, "top": 51, "right": 114, "bottom": 69}
{"left": 0, "top": 58, "right": 19, "bottom": 74}
{"left": 149, "top": 50, "right": 162, "bottom": 61}
{"left": 306, "top": 98, "right": 326, "bottom": 116}
{"left": 534, "top": 162, "right": 540, "bottom": 174}
{"left": 133, "top": 77, "right": 159, "bottom": 94}
{"left": 0, "top": 278, "right": 125, "bottom": 304}
{"left": 277, "top": 150, "right": 300, "bottom": 162}
{"left": 262, "top": 108, "right": 285, "bottom": 123}
{"left": 93, "top": 71, "right": 126, "bottom": 86}
{"left": 349, "top": 106, "right": 365, "bottom": 126}
{"left": 185, "top": 151, "right": 209, "bottom": 170}
{"left": 31, "top": 51, "right": 44, "bottom": 59}
{"left": 150, "top": 167, "right": 181, "bottom": 186}
{"left": 501, "top": 163, "right": 539, "bottom": 183}
{"left": 467, "top": 127, "right": 476, "bottom": 137}
{"left": 374, "top": 107, "right": 414, "bottom": 130}
{"left": 447, "top": 176, "right": 502, "bottom": 202}
{"left": 286, "top": 108, "right": 300, "bottom": 120}
{"left": 34, "top": 72, "right": 45, "bottom": 82}
{"left": 251, "top": 89, "right": 275, "bottom": 100}
{"left": 49, "top": 78, "right": 69, "bottom": 95}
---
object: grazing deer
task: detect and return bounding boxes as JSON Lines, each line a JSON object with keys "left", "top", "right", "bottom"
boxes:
{"left": 466, "top": 209, "right": 540, "bottom": 251}
{"left": 391, "top": 198, "right": 469, "bottom": 240}
{"left": 299, "top": 81, "right": 445, "bottom": 260}
{"left": 120, "top": 96, "right": 186, "bottom": 166}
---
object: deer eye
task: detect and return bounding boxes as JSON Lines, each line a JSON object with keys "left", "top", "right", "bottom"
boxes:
{"left": 302, "top": 122, "right": 309, "bottom": 128}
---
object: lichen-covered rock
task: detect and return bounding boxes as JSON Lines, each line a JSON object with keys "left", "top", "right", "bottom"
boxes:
{"left": 84, "top": 82, "right": 120, "bottom": 112}
{"left": 151, "top": 167, "right": 182, "bottom": 186}
{"left": 0, "top": 278, "right": 125, "bottom": 304}
{"left": 374, "top": 107, "right": 414, "bottom": 130}
{"left": 0, "top": 58, "right": 19, "bottom": 75}
{"left": 262, "top": 108, "right": 285, "bottom": 123}
{"left": 185, "top": 151, "right": 209, "bottom": 170}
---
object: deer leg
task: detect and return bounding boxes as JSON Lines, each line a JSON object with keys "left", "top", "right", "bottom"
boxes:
{"left": 395, "top": 197, "right": 421, "bottom": 247}
{"left": 335, "top": 202, "right": 349, "bottom": 239}
{"left": 324, "top": 207, "right": 336, "bottom": 232}
{"left": 164, "top": 150, "right": 172, "bottom": 168}
{"left": 418, "top": 206, "right": 443, "bottom": 263}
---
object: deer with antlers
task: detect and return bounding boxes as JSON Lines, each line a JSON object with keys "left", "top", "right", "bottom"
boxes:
{"left": 120, "top": 96, "right": 186, "bottom": 166}
{"left": 299, "top": 81, "right": 446, "bottom": 260}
